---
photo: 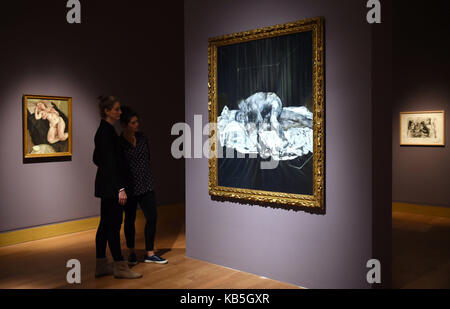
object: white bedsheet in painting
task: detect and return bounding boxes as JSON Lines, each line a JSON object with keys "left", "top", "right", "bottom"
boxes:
{"left": 218, "top": 92, "right": 313, "bottom": 161}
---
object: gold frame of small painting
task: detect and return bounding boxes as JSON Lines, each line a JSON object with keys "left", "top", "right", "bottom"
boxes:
{"left": 23, "top": 94, "right": 72, "bottom": 159}
{"left": 400, "top": 110, "right": 445, "bottom": 146}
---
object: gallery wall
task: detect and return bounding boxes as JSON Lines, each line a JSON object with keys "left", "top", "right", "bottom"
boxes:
{"left": 372, "top": 0, "right": 393, "bottom": 289}
{"left": 185, "top": 0, "right": 376, "bottom": 288}
{"left": 0, "top": 1, "right": 185, "bottom": 232}
{"left": 392, "top": 0, "right": 450, "bottom": 207}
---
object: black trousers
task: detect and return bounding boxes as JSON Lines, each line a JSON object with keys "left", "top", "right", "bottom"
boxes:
{"left": 95, "top": 197, "right": 124, "bottom": 261}
{"left": 124, "top": 190, "right": 157, "bottom": 252}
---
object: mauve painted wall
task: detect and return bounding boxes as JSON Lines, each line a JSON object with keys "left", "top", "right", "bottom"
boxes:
{"left": 0, "top": 1, "right": 185, "bottom": 232}
{"left": 392, "top": 1, "right": 450, "bottom": 207}
{"left": 185, "top": 0, "right": 373, "bottom": 288}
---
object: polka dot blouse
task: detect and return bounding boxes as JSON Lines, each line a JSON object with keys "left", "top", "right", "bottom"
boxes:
{"left": 119, "top": 132, "right": 155, "bottom": 197}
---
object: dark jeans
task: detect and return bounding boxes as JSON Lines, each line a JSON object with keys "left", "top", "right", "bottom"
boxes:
{"left": 124, "top": 190, "right": 158, "bottom": 252}
{"left": 95, "top": 197, "right": 124, "bottom": 261}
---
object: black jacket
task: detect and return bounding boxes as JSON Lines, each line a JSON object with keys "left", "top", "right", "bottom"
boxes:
{"left": 93, "top": 119, "right": 126, "bottom": 199}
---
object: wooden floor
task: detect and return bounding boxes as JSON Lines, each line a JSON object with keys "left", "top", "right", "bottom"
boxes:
{"left": 393, "top": 210, "right": 450, "bottom": 289}
{"left": 6, "top": 203, "right": 447, "bottom": 289}
{"left": 0, "top": 204, "right": 300, "bottom": 289}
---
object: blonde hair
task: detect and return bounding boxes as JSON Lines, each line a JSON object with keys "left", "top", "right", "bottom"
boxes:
{"left": 97, "top": 95, "right": 119, "bottom": 118}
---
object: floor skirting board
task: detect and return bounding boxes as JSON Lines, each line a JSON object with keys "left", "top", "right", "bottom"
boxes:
{"left": 393, "top": 202, "right": 450, "bottom": 218}
{"left": 0, "top": 203, "right": 182, "bottom": 248}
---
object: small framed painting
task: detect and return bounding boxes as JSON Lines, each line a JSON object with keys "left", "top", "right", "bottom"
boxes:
{"left": 23, "top": 94, "right": 72, "bottom": 159}
{"left": 400, "top": 110, "right": 445, "bottom": 146}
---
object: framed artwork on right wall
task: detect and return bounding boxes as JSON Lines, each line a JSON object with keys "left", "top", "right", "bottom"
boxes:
{"left": 400, "top": 110, "right": 445, "bottom": 146}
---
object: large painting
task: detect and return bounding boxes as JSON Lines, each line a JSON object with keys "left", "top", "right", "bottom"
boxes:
{"left": 400, "top": 111, "right": 445, "bottom": 146}
{"left": 23, "top": 94, "right": 72, "bottom": 159}
{"left": 208, "top": 17, "right": 325, "bottom": 209}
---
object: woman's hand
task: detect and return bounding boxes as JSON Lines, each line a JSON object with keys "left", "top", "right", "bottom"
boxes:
{"left": 118, "top": 190, "right": 127, "bottom": 206}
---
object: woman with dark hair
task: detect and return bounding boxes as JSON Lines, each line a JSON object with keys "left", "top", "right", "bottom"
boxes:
{"left": 93, "top": 96, "right": 142, "bottom": 279}
{"left": 119, "top": 106, "right": 168, "bottom": 265}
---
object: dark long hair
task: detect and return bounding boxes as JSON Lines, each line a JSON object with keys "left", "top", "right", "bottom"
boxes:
{"left": 120, "top": 105, "right": 138, "bottom": 126}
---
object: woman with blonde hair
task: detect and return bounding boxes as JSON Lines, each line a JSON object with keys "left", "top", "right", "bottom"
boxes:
{"left": 93, "top": 96, "right": 143, "bottom": 279}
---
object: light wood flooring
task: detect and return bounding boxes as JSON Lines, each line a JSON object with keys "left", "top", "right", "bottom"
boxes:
{"left": 393, "top": 210, "right": 450, "bottom": 289}
{"left": 0, "top": 203, "right": 300, "bottom": 289}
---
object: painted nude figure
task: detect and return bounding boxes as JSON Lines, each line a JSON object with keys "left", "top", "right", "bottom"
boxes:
{"left": 235, "top": 92, "right": 288, "bottom": 143}
{"left": 35, "top": 101, "right": 69, "bottom": 144}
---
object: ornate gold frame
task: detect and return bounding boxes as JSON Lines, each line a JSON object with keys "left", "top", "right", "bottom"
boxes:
{"left": 23, "top": 94, "right": 73, "bottom": 159}
{"left": 208, "top": 17, "right": 325, "bottom": 209}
